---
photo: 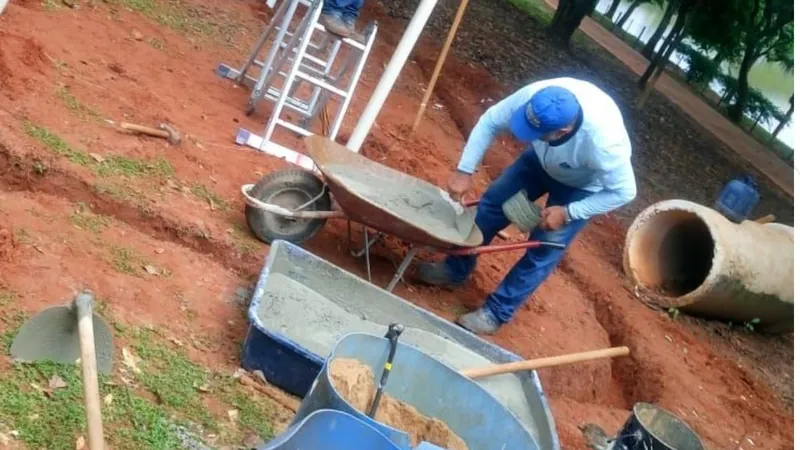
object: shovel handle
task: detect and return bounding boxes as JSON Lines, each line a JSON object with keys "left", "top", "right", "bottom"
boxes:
{"left": 120, "top": 122, "right": 169, "bottom": 139}
{"left": 74, "top": 292, "right": 106, "bottom": 450}
{"left": 460, "top": 346, "right": 630, "bottom": 379}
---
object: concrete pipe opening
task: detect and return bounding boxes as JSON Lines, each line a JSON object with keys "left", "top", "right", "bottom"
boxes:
{"left": 624, "top": 200, "right": 794, "bottom": 333}
{"left": 626, "top": 210, "right": 715, "bottom": 298}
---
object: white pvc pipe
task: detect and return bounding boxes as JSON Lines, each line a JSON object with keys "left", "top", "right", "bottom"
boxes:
{"left": 345, "top": 0, "right": 439, "bottom": 152}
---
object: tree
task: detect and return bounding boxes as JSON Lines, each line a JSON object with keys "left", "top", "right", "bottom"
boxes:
{"left": 636, "top": 0, "right": 696, "bottom": 108}
{"left": 615, "top": 0, "right": 647, "bottom": 31}
{"left": 726, "top": 0, "right": 793, "bottom": 122}
{"left": 604, "top": 0, "right": 623, "bottom": 19}
{"left": 547, "top": 0, "right": 600, "bottom": 44}
{"left": 770, "top": 94, "right": 794, "bottom": 142}
{"left": 638, "top": 0, "right": 694, "bottom": 87}
{"left": 641, "top": 0, "right": 679, "bottom": 59}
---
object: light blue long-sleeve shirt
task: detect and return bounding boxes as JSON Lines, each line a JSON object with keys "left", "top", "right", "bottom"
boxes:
{"left": 457, "top": 77, "right": 637, "bottom": 221}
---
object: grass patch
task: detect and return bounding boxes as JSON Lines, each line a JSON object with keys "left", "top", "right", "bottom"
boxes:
{"left": 96, "top": 155, "right": 174, "bottom": 179}
{"left": 148, "top": 37, "right": 166, "bottom": 50}
{"left": 0, "top": 311, "right": 27, "bottom": 353}
{"left": 13, "top": 227, "right": 33, "bottom": 245}
{"left": 229, "top": 222, "right": 260, "bottom": 255}
{"left": 23, "top": 121, "right": 94, "bottom": 166}
{"left": 507, "top": 0, "right": 553, "bottom": 24}
{"left": 0, "top": 290, "right": 19, "bottom": 307}
{"left": 55, "top": 85, "right": 101, "bottom": 121}
{"left": 0, "top": 324, "right": 280, "bottom": 449}
{"left": 191, "top": 183, "right": 228, "bottom": 211}
{"left": 69, "top": 203, "right": 111, "bottom": 233}
{"left": 108, "top": 245, "right": 147, "bottom": 275}
{"left": 113, "top": 0, "right": 243, "bottom": 44}
{"left": 24, "top": 120, "right": 175, "bottom": 178}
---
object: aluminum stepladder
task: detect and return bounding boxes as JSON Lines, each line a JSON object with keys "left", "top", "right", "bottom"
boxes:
{"left": 216, "top": 0, "right": 378, "bottom": 164}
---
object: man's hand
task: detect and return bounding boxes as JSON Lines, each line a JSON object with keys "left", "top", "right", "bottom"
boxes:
{"left": 446, "top": 170, "right": 473, "bottom": 201}
{"left": 540, "top": 206, "right": 569, "bottom": 231}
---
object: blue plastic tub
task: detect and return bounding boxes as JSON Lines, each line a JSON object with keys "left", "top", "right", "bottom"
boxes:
{"left": 243, "top": 240, "right": 559, "bottom": 450}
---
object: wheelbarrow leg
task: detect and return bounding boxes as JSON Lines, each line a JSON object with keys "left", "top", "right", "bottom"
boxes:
{"left": 386, "top": 246, "right": 418, "bottom": 292}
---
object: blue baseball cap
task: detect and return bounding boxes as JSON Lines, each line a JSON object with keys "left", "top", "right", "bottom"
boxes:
{"left": 509, "top": 86, "right": 581, "bottom": 142}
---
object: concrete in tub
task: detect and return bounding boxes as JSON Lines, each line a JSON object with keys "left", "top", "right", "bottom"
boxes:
{"left": 247, "top": 240, "right": 559, "bottom": 450}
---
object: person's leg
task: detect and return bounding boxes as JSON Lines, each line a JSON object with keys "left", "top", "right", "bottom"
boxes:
{"left": 416, "top": 149, "right": 545, "bottom": 287}
{"left": 458, "top": 157, "right": 594, "bottom": 334}
{"left": 320, "top": 0, "right": 354, "bottom": 37}
{"left": 341, "top": 0, "right": 364, "bottom": 26}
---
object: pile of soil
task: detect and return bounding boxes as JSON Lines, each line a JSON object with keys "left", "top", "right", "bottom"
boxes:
{"left": 330, "top": 357, "right": 469, "bottom": 450}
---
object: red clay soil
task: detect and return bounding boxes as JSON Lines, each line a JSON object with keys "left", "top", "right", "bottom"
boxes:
{"left": 0, "top": 1, "right": 793, "bottom": 449}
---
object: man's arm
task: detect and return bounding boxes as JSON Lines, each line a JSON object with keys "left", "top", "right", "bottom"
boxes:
{"left": 566, "top": 161, "right": 637, "bottom": 220}
{"left": 456, "top": 84, "right": 542, "bottom": 174}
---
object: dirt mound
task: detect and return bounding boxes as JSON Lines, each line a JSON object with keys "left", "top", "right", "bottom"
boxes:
{"left": 0, "top": 227, "right": 16, "bottom": 262}
{"left": 330, "top": 357, "right": 469, "bottom": 450}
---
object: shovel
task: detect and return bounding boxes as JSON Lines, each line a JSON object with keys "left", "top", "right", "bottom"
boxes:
{"left": 10, "top": 291, "right": 113, "bottom": 450}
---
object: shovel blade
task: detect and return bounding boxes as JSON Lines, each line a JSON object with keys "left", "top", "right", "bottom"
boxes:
{"left": 10, "top": 306, "right": 115, "bottom": 375}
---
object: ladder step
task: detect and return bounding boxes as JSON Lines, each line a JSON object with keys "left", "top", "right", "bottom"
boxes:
{"left": 294, "top": 71, "right": 347, "bottom": 97}
{"left": 276, "top": 118, "right": 313, "bottom": 137}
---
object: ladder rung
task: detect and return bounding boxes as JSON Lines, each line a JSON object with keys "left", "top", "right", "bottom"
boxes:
{"left": 311, "top": 23, "right": 366, "bottom": 50}
{"left": 294, "top": 71, "right": 347, "bottom": 97}
{"left": 264, "top": 87, "right": 312, "bottom": 114}
{"left": 276, "top": 118, "right": 313, "bottom": 137}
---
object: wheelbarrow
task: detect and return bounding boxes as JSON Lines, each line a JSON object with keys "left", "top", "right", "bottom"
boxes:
{"left": 241, "top": 135, "right": 564, "bottom": 292}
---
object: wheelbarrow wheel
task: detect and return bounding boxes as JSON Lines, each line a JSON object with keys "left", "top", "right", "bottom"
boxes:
{"left": 245, "top": 169, "right": 332, "bottom": 245}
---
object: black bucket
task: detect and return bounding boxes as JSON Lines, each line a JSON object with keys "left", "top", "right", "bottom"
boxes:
{"left": 612, "top": 403, "right": 704, "bottom": 450}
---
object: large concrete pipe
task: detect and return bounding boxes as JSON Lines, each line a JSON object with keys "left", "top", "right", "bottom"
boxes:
{"left": 623, "top": 199, "right": 794, "bottom": 333}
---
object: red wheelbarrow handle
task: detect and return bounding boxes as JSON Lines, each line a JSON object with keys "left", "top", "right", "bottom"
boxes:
{"left": 445, "top": 240, "right": 566, "bottom": 256}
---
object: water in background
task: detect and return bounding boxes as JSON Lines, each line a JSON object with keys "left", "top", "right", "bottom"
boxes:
{"left": 594, "top": 0, "right": 794, "bottom": 150}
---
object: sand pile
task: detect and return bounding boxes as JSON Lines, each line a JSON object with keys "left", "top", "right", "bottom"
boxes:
{"left": 330, "top": 358, "right": 470, "bottom": 450}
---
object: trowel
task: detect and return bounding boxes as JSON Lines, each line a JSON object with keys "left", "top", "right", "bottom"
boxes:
{"left": 439, "top": 189, "right": 474, "bottom": 237}
{"left": 10, "top": 290, "right": 113, "bottom": 450}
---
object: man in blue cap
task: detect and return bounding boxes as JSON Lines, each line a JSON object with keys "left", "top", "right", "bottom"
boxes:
{"left": 414, "top": 77, "right": 637, "bottom": 335}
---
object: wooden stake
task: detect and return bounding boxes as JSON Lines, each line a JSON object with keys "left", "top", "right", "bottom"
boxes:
{"left": 410, "top": 0, "right": 470, "bottom": 132}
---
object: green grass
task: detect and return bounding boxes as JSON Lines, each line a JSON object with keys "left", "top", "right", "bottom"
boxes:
{"left": 507, "top": 0, "right": 553, "bottom": 24}
{"left": 191, "top": 183, "right": 229, "bottom": 211}
{"left": 229, "top": 222, "right": 261, "bottom": 255}
{"left": 0, "top": 321, "right": 280, "bottom": 449}
{"left": 24, "top": 120, "right": 176, "bottom": 178}
{"left": 95, "top": 155, "right": 174, "bottom": 179}
{"left": 55, "top": 85, "right": 101, "bottom": 121}
{"left": 23, "top": 121, "right": 94, "bottom": 166}
{"left": 112, "top": 0, "right": 242, "bottom": 44}
{"left": 0, "top": 290, "right": 19, "bottom": 307}
{"left": 69, "top": 203, "right": 111, "bottom": 233}
{"left": 109, "top": 245, "right": 146, "bottom": 275}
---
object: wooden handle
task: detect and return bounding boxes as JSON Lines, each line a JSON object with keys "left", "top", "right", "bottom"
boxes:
{"left": 460, "top": 346, "right": 630, "bottom": 379}
{"left": 754, "top": 214, "right": 775, "bottom": 224}
{"left": 74, "top": 292, "right": 105, "bottom": 450}
{"left": 410, "top": 0, "right": 470, "bottom": 132}
{"left": 120, "top": 122, "right": 169, "bottom": 139}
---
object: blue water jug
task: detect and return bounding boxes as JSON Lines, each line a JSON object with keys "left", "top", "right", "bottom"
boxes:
{"left": 714, "top": 175, "right": 760, "bottom": 223}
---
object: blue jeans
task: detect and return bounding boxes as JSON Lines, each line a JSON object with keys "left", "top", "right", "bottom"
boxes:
{"left": 445, "top": 148, "right": 593, "bottom": 324}
{"left": 322, "top": 0, "right": 364, "bottom": 24}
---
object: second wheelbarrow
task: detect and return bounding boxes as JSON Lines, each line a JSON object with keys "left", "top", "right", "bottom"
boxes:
{"left": 241, "top": 135, "right": 564, "bottom": 292}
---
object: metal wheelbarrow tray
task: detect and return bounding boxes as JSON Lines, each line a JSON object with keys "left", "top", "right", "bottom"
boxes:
{"left": 242, "top": 240, "right": 560, "bottom": 449}
{"left": 242, "top": 135, "right": 564, "bottom": 291}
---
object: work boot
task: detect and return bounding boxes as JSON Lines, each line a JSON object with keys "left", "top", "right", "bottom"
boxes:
{"left": 414, "top": 261, "right": 463, "bottom": 290}
{"left": 319, "top": 13, "right": 353, "bottom": 38}
{"left": 457, "top": 308, "right": 501, "bottom": 335}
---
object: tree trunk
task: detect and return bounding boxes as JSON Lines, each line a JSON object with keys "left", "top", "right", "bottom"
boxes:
{"left": 638, "top": 5, "right": 687, "bottom": 88}
{"left": 749, "top": 110, "right": 766, "bottom": 132}
{"left": 770, "top": 95, "right": 794, "bottom": 142}
{"left": 642, "top": 0, "right": 678, "bottom": 59}
{"left": 604, "top": 0, "right": 622, "bottom": 19}
{"left": 615, "top": 0, "right": 643, "bottom": 31}
{"left": 548, "top": 0, "right": 597, "bottom": 45}
{"left": 727, "top": 48, "right": 757, "bottom": 122}
{"left": 636, "top": 29, "right": 685, "bottom": 108}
